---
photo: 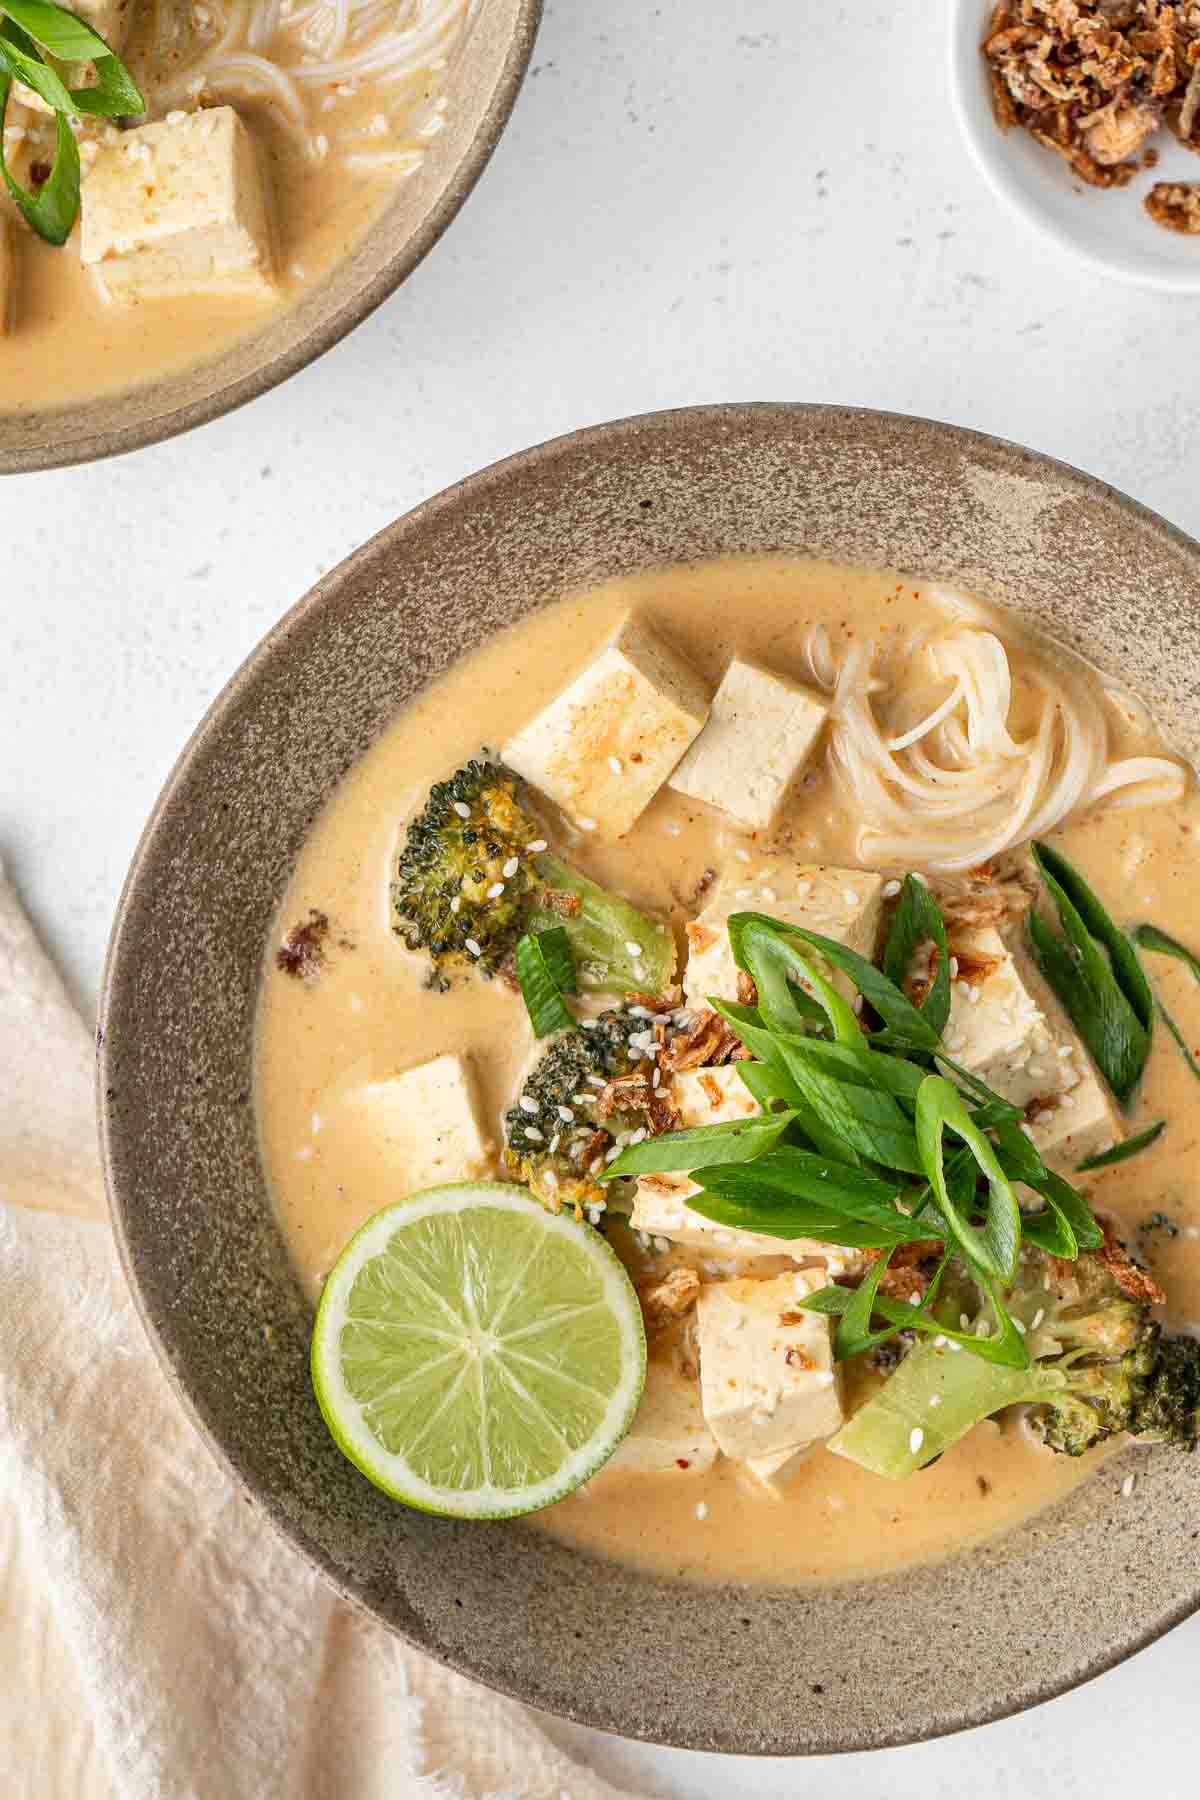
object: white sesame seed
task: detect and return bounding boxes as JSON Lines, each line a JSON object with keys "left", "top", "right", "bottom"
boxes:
{"left": 909, "top": 1427, "right": 924, "bottom": 1455}
{"left": 695, "top": 1502, "right": 709, "bottom": 1521}
{"left": 453, "top": 801, "right": 471, "bottom": 818}
{"left": 1031, "top": 1307, "right": 1045, "bottom": 1330}
{"left": 883, "top": 879, "right": 901, "bottom": 899}
{"left": 735, "top": 887, "right": 754, "bottom": 899}
{"left": 577, "top": 817, "right": 598, "bottom": 832}
{"left": 573, "top": 1094, "right": 590, "bottom": 1106}
{"left": 557, "top": 1105, "right": 575, "bottom": 1123}
{"left": 486, "top": 882, "right": 505, "bottom": 899}
{"left": 503, "top": 857, "right": 519, "bottom": 878}
{"left": 587, "top": 1073, "right": 606, "bottom": 1086}
{"left": 652, "top": 1067, "right": 661, "bottom": 1089}
{"left": 1013, "top": 1317, "right": 1027, "bottom": 1334}
{"left": 975, "top": 1319, "right": 991, "bottom": 1339}
{"left": 933, "top": 1335, "right": 948, "bottom": 1348}
{"left": 294, "top": 1146, "right": 313, "bottom": 1162}
{"left": 528, "top": 838, "right": 548, "bottom": 853}
{"left": 519, "top": 1096, "right": 538, "bottom": 1115}
{"left": 449, "top": 896, "right": 461, "bottom": 914}
{"left": 960, "top": 1313, "right": 970, "bottom": 1330}
{"left": 929, "top": 1395, "right": 942, "bottom": 1408}
{"left": 843, "top": 889, "right": 858, "bottom": 906}
{"left": 947, "top": 1340, "right": 963, "bottom": 1352}
{"left": 1121, "top": 1473, "right": 1137, "bottom": 1499}
{"left": 524, "top": 1127, "right": 545, "bottom": 1143}
{"left": 349, "top": 993, "right": 363, "bottom": 1013}
{"left": 949, "top": 957, "right": 960, "bottom": 978}
{"left": 760, "top": 887, "right": 777, "bottom": 902}
{"left": 465, "top": 938, "right": 482, "bottom": 957}
{"left": 605, "top": 1145, "right": 622, "bottom": 1163}
{"left": 549, "top": 1133, "right": 561, "bottom": 1153}
{"left": 734, "top": 848, "right": 752, "bottom": 863}
{"left": 581, "top": 1018, "right": 599, "bottom": 1030}
{"left": 967, "top": 987, "right": 980, "bottom": 1005}
{"left": 608, "top": 755, "right": 623, "bottom": 775}
{"left": 311, "top": 1112, "right": 322, "bottom": 1135}
{"left": 908, "top": 1292, "right": 921, "bottom": 1306}
{"left": 624, "top": 940, "right": 642, "bottom": 957}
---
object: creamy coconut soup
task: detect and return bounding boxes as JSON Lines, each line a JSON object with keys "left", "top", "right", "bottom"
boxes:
{"left": 0, "top": 0, "right": 474, "bottom": 411}
{"left": 259, "top": 557, "right": 1200, "bottom": 1584}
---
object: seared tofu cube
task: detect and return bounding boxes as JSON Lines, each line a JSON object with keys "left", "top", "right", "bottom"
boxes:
{"left": 672, "top": 1063, "right": 759, "bottom": 1128}
{"left": 501, "top": 612, "right": 709, "bottom": 839}
{"left": 631, "top": 1173, "right": 856, "bottom": 1270}
{"left": 696, "top": 1272, "right": 844, "bottom": 1460}
{"left": 0, "top": 222, "right": 14, "bottom": 333}
{"left": 349, "top": 1053, "right": 492, "bottom": 1191}
{"left": 1029, "top": 1065, "right": 1122, "bottom": 1172}
{"left": 81, "top": 107, "right": 274, "bottom": 302}
{"left": 605, "top": 1358, "right": 719, "bottom": 1475}
{"left": 684, "top": 866, "right": 885, "bottom": 1010}
{"left": 669, "top": 657, "right": 829, "bottom": 832}
{"left": 944, "top": 928, "right": 1072, "bottom": 1109}
{"left": 744, "top": 1441, "right": 815, "bottom": 1494}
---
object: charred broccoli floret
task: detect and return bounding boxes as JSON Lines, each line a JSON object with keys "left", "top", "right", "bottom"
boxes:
{"left": 503, "top": 1011, "right": 647, "bottom": 1215}
{"left": 830, "top": 1243, "right": 1200, "bottom": 1478}
{"left": 391, "top": 760, "right": 674, "bottom": 993}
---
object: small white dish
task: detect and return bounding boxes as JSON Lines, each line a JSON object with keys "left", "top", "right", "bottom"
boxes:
{"left": 949, "top": 1, "right": 1200, "bottom": 293}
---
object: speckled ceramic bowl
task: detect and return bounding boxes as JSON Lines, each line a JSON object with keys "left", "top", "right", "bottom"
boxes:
{"left": 0, "top": 0, "right": 540, "bottom": 475}
{"left": 99, "top": 406, "right": 1200, "bottom": 1755}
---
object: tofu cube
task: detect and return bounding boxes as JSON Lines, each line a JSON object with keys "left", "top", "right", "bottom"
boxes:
{"left": 605, "top": 1358, "right": 719, "bottom": 1475}
{"left": 672, "top": 1063, "right": 760, "bottom": 1128}
{"left": 81, "top": 107, "right": 274, "bottom": 302}
{"left": 669, "top": 657, "right": 829, "bottom": 832}
{"left": 684, "top": 865, "right": 885, "bottom": 1010}
{"left": 696, "top": 1271, "right": 844, "bottom": 1460}
{"left": 1029, "top": 1064, "right": 1122, "bottom": 1173}
{"left": 501, "top": 612, "right": 709, "bottom": 839}
{"left": 744, "top": 1441, "right": 815, "bottom": 1494}
{"left": 0, "top": 222, "right": 14, "bottom": 334}
{"left": 944, "top": 929, "right": 1072, "bottom": 1109}
{"left": 348, "top": 1053, "right": 492, "bottom": 1191}
{"left": 631, "top": 1173, "right": 856, "bottom": 1269}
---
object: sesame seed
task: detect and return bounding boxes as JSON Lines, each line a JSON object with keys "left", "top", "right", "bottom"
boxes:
{"left": 581, "top": 1018, "right": 599, "bottom": 1030}
{"left": 883, "top": 879, "right": 901, "bottom": 899}
{"left": 557, "top": 1105, "right": 575, "bottom": 1123}
{"left": 960, "top": 1313, "right": 970, "bottom": 1330}
{"left": 947, "top": 1340, "right": 962, "bottom": 1352}
{"left": 909, "top": 1427, "right": 924, "bottom": 1455}
{"left": 573, "top": 1094, "right": 590, "bottom": 1106}
{"left": 695, "top": 1502, "right": 708, "bottom": 1521}
{"left": 652, "top": 1067, "right": 661, "bottom": 1089}
{"left": 486, "top": 882, "right": 505, "bottom": 899}
{"left": 1121, "top": 1473, "right": 1137, "bottom": 1499}
{"left": 949, "top": 957, "right": 960, "bottom": 978}
{"left": 1031, "top": 1307, "right": 1045, "bottom": 1329}
{"left": 529, "top": 838, "right": 548, "bottom": 853}
{"left": 452, "top": 801, "right": 470, "bottom": 818}
{"left": 349, "top": 994, "right": 363, "bottom": 1013}
{"left": 449, "top": 897, "right": 461, "bottom": 914}
{"left": 311, "top": 1113, "right": 322, "bottom": 1135}
{"left": 735, "top": 887, "right": 754, "bottom": 899}
{"left": 625, "top": 940, "right": 642, "bottom": 957}
{"left": 605, "top": 1145, "right": 622, "bottom": 1163}
{"left": 465, "top": 938, "right": 482, "bottom": 957}
{"left": 934, "top": 1335, "right": 948, "bottom": 1348}
{"left": 929, "top": 1395, "right": 942, "bottom": 1408}
{"left": 502, "top": 857, "right": 519, "bottom": 878}
{"left": 760, "top": 887, "right": 777, "bottom": 902}
{"left": 549, "top": 1133, "right": 561, "bottom": 1153}
{"left": 519, "top": 1096, "right": 538, "bottom": 1114}
{"left": 586, "top": 1074, "right": 606, "bottom": 1086}
{"left": 608, "top": 755, "right": 623, "bottom": 775}
{"left": 843, "top": 889, "right": 858, "bottom": 906}
{"left": 294, "top": 1146, "right": 313, "bottom": 1162}
{"left": 578, "top": 817, "right": 598, "bottom": 832}
{"left": 1013, "top": 1317, "right": 1027, "bottom": 1334}
{"left": 524, "top": 1127, "right": 545, "bottom": 1143}
{"left": 734, "top": 847, "right": 752, "bottom": 863}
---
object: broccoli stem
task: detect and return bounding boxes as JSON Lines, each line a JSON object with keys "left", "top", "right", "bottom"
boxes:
{"left": 530, "top": 854, "right": 675, "bottom": 994}
{"left": 828, "top": 1341, "right": 1066, "bottom": 1479}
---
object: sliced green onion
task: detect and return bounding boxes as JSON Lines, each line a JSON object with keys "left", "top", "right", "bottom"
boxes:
{"left": 1077, "top": 1120, "right": 1166, "bottom": 1172}
{"left": 602, "top": 1110, "right": 796, "bottom": 1180}
{"left": 882, "top": 875, "right": 952, "bottom": 1039}
{"left": 915, "top": 1075, "right": 1021, "bottom": 1286}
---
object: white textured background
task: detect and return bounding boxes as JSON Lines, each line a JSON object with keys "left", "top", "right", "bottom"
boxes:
{"left": 3, "top": 2, "right": 1199, "bottom": 1793}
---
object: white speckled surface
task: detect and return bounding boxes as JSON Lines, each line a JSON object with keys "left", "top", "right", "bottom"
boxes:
{"left": 1, "top": 1, "right": 1198, "bottom": 1790}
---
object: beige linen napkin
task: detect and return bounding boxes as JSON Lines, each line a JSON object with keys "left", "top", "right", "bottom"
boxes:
{"left": 0, "top": 864, "right": 643, "bottom": 1800}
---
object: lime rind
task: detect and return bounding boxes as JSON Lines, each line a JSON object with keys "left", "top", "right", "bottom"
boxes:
{"left": 311, "top": 1182, "right": 646, "bottom": 1518}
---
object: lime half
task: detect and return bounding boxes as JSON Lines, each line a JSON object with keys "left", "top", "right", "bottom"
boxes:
{"left": 311, "top": 1182, "right": 646, "bottom": 1517}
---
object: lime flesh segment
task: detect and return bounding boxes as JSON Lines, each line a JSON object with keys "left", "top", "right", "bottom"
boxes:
{"left": 311, "top": 1183, "right": 647, "bottom": 1518}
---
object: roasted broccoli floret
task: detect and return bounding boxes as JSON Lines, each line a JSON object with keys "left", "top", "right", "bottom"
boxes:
{"left": 391, "top": 760, "right": 674, "bottom": 993}
{"left": 829, "top": 1243, "right": 1200, "bottom": 1479}
{"left": 503, "top": 1011, "right": 648, "bottom": 1215}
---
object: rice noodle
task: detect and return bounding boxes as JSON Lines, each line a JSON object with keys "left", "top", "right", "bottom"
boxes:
{"left": 141, "top": 0, "right": 473, "bottom": 173}
{"left": 802, "top": 619, "right": 1187, "bottom": 873}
